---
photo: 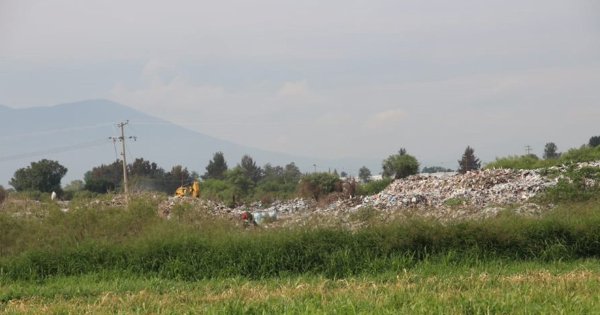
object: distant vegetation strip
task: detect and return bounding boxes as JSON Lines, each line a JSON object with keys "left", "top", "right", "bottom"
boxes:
{"left": 486, "top": 145, "right": 600, "bottom": 170}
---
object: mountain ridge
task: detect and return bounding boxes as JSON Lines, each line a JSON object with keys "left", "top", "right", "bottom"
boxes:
{"left": 0, "top": 99, "right": 380, "bottom": 187}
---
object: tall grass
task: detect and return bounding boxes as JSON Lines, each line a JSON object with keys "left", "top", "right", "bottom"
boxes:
{"left": 4, "top": 261, "right": 600, "bottom": 314}
{"left": 2, "top": 196, "right": 600, "bottom": 281}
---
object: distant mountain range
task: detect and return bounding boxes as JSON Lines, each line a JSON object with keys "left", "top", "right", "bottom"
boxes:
{"left": 0, "top": 99, "right": 380, "bottom": 187}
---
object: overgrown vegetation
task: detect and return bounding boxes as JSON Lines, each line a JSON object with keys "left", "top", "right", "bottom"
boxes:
{"left": 537, "top": 166, "right": 600, "bottom": 203}
{"left": 356, "top": 178, "right": 392, "bottom": 196}
{"left": 2, "top": 193, "right": 600, "bottom": 281}
{"left": 486, "top": 145, "right": 600, "bottom": 170}
{"left": 298, "top": 172, "right": 341, "bottom": 201}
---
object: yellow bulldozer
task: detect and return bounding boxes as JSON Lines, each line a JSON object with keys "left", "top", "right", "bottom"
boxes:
{"left": 175, "top": 180, "right": 200, "bottom": 198}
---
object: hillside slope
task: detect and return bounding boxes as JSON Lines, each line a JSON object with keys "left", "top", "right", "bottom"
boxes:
{"left": 0, "top": 99, "right": 379, "bottom": 187}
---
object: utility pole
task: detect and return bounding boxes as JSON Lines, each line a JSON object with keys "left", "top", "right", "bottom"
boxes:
{"left": 109, "top": 121, "right": 136, "bottom": 199}
{"left": 525, "top": 145, "right": 532, "bottom": 155}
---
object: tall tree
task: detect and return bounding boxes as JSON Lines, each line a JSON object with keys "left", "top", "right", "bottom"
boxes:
{"left": 458, "top": 146, "right": 481, "bottom": 174}
{"left": 129, "top": 158, "right": 164, "bottom": 178}
{"left": 382, "top": 148, "right": 419, "bottom": 179}
{"left": 589, "top": 136, "right": 600, "bottom": 148}
{"left": 84, "top": 160, "right": 122, "bottom": 193}
{"left": 283, "top": 162, "right": 301, "bottom": 184}
{"left": 10, "top": 159, "right": 67, "bottom": 193}
{"left": 358, "top": 166, "right": 372, "bottom": 183}
{"left": 226, "top": 166, "right": 255, "bottom": 198}
{"left": 202, "top": 151, "right": 228, "bottom": 180}
{"left": 240, "top": 155, "right": 263, "bottom": 183}
{"left": 543, "top": 142, "right": 560, "bottom": 159}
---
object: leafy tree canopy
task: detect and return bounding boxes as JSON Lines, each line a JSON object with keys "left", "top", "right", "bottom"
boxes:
{"left": 240, "top": 155, "right": 263, "bottom": 183}
{"left": 202, "top": 151, "right": 228, "bottom": 180}
{"left": 382, "top": 148, "right": 419, "bottom": 179}
{"left": 358, "top": 166, "right": 372, "bottom": 183}
{"left": 589, "top": 136, "right": 600, "bottom": 148}
{"left": 84, "top": 160, "right": 122, "bottom": 193}
{"left": 544, "top": 142, "right": 560, "bottom": 159}
{"left": 10, "top": 159, "right": 67, "bottom": 193}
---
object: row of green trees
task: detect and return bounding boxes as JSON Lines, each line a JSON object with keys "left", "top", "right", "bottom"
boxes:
{"left": 199, "top": 152, "right": 303, "bottom": 205}
{"left": 83, "top": 158, "right": 196, "bottom": 194}
{"left": 5, "top": 134, "right": 600, "bottom": 203}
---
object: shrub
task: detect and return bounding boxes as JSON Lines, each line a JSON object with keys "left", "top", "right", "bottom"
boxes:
{"left": 538, "top": 166, "right": 600, "bottom": 203}
{"left": 356, "top": 178, "right": 392, "bottom": 196}
{"left": 299, "top": 172, "right": 341, "bottom": 200}
{"left": 382, "top": 149, "right": 419, "bottom": 179}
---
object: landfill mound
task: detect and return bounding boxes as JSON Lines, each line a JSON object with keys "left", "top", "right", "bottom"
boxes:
{"left": 156, "top": 161, "right": 600, "bottom": 224}
{"left": 362, "top": 168, "right": 553, "bottom": 210}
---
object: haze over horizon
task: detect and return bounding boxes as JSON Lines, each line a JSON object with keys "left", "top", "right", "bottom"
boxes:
{"left": 1, "top": 0, "right": 599, "bottom": 171}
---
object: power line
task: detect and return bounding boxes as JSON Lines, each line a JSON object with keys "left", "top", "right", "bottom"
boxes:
{"left": 0, "top": 123, "right": 115, "bottom": 141}
{"left": 0, "top": 139, "right": 108, "bottom": 162}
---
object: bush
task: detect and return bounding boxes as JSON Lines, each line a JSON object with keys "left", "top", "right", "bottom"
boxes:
{"left": 199, "top": 179, "right": 236, "bottom": 205}
{"left": 299, "top": 172, "right": 341, "bottom": 200}
{"left": 382, "top": 150, "right": 419, "bottom": 179}
{"left": 356, "top": 178, "right": 392, "bottom": 196}
{"left": 539, "top": 166, "right": 600, "bottom": 203}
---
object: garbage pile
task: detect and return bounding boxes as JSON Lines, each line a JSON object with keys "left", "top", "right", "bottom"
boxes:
{"left": 158, "top": 196, "right": 230, "bottom": 218}
{"left": 360, "top": 168, "right": 556, "bottom": 210}
{"left": 155, "top": 161, "right": 600, "bottom": 224}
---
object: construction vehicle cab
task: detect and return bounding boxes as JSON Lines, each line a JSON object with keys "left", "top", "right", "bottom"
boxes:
{"left": 175, "top": 180, "right": 200, "bottom": 198}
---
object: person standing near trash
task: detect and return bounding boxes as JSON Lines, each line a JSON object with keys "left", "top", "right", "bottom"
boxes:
{"left": 241, "top": 210, "right": 256, "bottom": 227}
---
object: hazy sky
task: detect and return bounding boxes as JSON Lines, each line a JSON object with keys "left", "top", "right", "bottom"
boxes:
{"left": 1, "top": 0, "right": 599, "bottom": 168}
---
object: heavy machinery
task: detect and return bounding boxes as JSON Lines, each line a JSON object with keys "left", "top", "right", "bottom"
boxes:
{"left": 175, "top": 180, "right": 200, "bottom": 198}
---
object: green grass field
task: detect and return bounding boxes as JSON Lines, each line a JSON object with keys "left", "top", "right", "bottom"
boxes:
{"left": 2, "top": 260, "right": 600, "bottom": 314}
{"left": 2, "top": 194, "right": 600, "bottom": 313}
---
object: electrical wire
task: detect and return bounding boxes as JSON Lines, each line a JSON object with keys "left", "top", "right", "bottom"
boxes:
{"left": 112, "top": 138, "right": 119, "bottom": 160}
{"left": 0, "top": 123, "right": 115, "bottom": 141}
{"left": 0, "top": 139, "right": 110, "bottom": 162}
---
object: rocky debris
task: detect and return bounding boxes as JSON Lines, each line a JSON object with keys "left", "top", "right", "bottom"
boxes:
{"left": 158, "top": 196, "right": 231, "bottom": 219}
